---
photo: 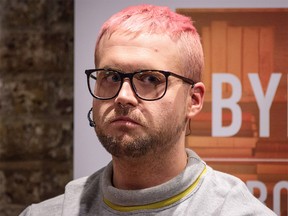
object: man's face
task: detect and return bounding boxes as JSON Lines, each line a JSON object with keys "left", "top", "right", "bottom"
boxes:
{"left": 93, "top": 32, "right": 191, "bottom": 159}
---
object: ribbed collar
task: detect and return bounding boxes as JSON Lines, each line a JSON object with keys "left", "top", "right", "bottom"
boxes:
{"left": 101, "top": 149, "right": 206, "bottom": 211}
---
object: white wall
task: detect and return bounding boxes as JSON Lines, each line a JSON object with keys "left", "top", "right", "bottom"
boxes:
{"left": 74, "top": 0, "right": 288, "bottom": 178}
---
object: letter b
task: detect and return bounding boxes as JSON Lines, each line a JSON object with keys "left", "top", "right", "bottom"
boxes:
{"left": 212, "top": 74, "right": 242, "bottom": 137}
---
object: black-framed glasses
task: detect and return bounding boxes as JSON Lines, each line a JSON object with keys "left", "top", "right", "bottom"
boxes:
{"left": 85, "top": 68, "right": 195, "bottom": 101}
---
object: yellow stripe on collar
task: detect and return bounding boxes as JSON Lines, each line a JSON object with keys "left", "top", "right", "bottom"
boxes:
{"left": 103, "top": 166, "right": 207, "bottom": 212}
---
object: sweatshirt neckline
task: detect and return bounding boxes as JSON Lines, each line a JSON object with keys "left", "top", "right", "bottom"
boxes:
{"left": 103, "top": 165, "right": 207, "bottom": 212}
{"left": 101, "top": 149, "right": 206, "bottom": 211}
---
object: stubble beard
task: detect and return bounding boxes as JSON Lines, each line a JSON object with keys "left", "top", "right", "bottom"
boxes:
{"left": 95, "top": 116, "right": 186, "bottom": 159}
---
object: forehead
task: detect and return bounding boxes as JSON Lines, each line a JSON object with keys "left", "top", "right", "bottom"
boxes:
{"left": 96, "top": 32, "right": 182, "bottom": 72}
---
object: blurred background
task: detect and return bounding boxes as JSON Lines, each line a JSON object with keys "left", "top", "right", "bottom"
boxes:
{"left": 0, "top": 0, "right": 74, "bottom": 215}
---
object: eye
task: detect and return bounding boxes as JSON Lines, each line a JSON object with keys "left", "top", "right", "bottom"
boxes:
{"left": 136, "top": 71, "right": 166, "bottom": 85}
{"left": 98, "top": 70, "right": 120, "bottom": 83}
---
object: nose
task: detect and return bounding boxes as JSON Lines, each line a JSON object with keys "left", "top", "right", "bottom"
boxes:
{"left": 114, "top": 79, "right": 138, "bottom": 106}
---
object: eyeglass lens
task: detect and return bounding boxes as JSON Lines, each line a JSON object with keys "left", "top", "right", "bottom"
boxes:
{"left": 88, "top": 70, "right": 167, "bottom": 100}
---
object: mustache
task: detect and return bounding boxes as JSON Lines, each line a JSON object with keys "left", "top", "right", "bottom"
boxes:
{"left": 104, "top": 104, "right": 145, "bottom": 126}
{"left": 114, "top": 103, "right": 131, "bottom": 116}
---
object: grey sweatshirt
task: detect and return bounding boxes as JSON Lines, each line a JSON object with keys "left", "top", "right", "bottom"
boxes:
{"left": 20, "top": 149, "right": 276, "bottom": 215}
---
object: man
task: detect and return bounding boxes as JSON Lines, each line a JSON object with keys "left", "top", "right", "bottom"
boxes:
{"left": 21, "top": 4, "right": 276, "bottom": 215}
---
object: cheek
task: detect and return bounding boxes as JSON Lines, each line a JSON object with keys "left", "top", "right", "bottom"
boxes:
{"left": 160, "top": 95, "right": 188, "bottom": 123}
{"left": 93, "top": 100, "right": 108, "bottom": 122}
{"left": 154, "top": 85, "right": 187, "bottom": 110}
{"left": 149, "top": 101, "right": 180, "bottom": 125}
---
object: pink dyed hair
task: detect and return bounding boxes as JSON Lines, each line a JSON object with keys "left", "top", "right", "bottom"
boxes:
{"left": 95, "top": 4, "right": 204, "bottom": 81}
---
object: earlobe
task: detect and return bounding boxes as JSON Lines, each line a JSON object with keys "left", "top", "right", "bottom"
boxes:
{"left": 187, "top": 82, "right": 205, "bottom": 119}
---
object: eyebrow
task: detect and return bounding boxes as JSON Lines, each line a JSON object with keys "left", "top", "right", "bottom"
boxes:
{"left": 100, "top": 62, "right": 158, "bottom": 72}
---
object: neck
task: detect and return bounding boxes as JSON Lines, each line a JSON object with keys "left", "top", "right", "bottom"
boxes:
{"left": 112, "top": 146, "right": 187, "bottom": 190}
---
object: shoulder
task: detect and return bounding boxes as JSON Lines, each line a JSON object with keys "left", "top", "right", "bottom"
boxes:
{"left": 204, "top": 167, "right": 276, "bottom": 215}
{"left": 209, "top": 168, "right": 246, "bottom": 189}
{"left": 19, "top": 195, "right": 64, "bottom": 216}
{"left": 201, "top": 167, "right": 249, "bottom": 202}
{"left": 19, "top": 168, "right": 106, "bottom": 216}
{"left": 65, "top": 175, "right": 90, "bottom": 191}
{"left": 205, "top": 167, "right": 254, "bottom": 201}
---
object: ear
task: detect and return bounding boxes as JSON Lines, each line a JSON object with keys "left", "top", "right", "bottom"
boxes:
{"left": 186, "top": 82, "right": 205, "bottom": 119}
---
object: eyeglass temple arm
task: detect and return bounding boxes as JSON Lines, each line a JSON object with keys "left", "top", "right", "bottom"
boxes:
{"left": 170, "top": 73, "right": 195, "bottom": 87}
